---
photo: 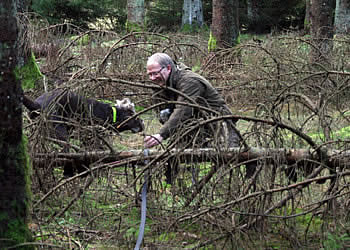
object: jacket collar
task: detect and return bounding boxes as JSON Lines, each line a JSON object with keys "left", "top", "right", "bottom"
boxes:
{"left": 167, "top": 62, "right": 190, "bottom": 89}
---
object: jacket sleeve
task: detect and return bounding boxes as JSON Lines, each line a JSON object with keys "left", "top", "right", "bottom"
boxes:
{"left": 159, "top": 77, "right": 206, "bottom": 139}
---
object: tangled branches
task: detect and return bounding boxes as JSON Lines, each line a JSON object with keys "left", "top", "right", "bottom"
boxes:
{"left": 23, "top": 17, "right": 350, "bottom": 248}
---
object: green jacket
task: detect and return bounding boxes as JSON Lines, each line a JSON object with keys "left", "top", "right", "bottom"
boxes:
{"left": 155, "top": 62, "right": 235, "bottom": 141}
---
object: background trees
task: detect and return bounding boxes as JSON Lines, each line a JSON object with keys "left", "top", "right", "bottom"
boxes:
{"left": 246, "top": 0, "right": 264, "bottom": 33}
{"left": 310, "top": 0, "right": 334, "bottom": 64}
{"left": 127, "top": 0, "right": 145, "bottom": 27}
{"left": 30, "top": 0, "right": 306, "bottom": 33}
{"left": 31, "top": 0, "right": 127, "bottom": 30}
{"left": 211, "top": 0, "right": 239, "bottom": 48}
{"left": 182, "top": 0, "right": 204, "bottom": 29}
{"left": 334, "top": 0, "right": 350, "bottom": 34}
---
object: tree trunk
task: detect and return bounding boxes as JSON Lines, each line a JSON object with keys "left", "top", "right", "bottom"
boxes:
{"left": 309, "top": 0, "right": 334, "bottom": 65}
{"left": 0, "top": 0, "right": 33, "bottom": 248}
{"left": 334, "top": 0, "right": 350, "bottom": 34}
{"left": 127, "top": 0, "right": 145, "bottom": 27}
{"left": 182, "top": 0, "right": 204, "bottom": 28}
{"left": 211, "top": 0, "right": 239, "bottom": 48}
{"left": 304, "top": 0, "right": 311, "bottom": 34}
{"left": 247, "top": 0, "right": 264, "bottom": 33}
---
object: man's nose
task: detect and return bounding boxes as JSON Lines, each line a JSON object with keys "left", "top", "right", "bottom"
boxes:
{"left": 150, "top": 74, "right": 157, "bottom": 81}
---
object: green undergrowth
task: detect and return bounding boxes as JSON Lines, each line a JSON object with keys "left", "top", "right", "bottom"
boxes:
{"left": 16, "top": 52, "right": 43, "bottom": 90}
{"left": 309, "top": 125, "right": 350, "bottom": 142}
{"left": 238, "top": 114, "right": 350, "bottom": 148}
{"left": 70, "top": 34, "right": 90, "bottom": 47}
{"left": 275, "top": 207, "right": 322, "bottom": 233}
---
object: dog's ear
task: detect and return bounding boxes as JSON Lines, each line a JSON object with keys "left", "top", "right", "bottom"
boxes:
{"left": 116, "top": 98, "right": 135, "bottom": 111}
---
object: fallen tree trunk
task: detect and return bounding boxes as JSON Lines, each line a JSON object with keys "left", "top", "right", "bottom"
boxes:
{"left": 32, "top": 147, "right": 350, "bottom": 168}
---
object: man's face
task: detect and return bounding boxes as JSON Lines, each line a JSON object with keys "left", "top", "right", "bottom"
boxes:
{"left": 146, "top": 61, "right": 171, "bottom": 87}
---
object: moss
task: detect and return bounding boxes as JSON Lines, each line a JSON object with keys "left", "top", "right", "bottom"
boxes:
{"left": 15, "top": 52, "right": 43, "bottom": 90}
{"left": 236, "top": 33, "right": 241, "bottom": 45}
{"left": 208, "top": 31, "right": 217, "bottom": 52}
{"left": 125, "top": 20, "right": 143, "bottom": 33}
{"left": 181, "top": 23, "right": 201, "bottom": 33}
{"left": 0, "top": 135, "right": 33, "bottom": 249}
{"left": 4, "top": 218, "right": 33, "bottom": 249}
{"left": 304, "top": 19, "right": 311, "bottom": 33}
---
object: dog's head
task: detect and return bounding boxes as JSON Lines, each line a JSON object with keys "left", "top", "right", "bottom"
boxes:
{"left": 114, "top": 98, "right": 144, "bottom": 133}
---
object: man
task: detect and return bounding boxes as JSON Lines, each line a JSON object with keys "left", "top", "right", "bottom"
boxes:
{"left": 144, "top": 52, "right": 255, "bottom": 180}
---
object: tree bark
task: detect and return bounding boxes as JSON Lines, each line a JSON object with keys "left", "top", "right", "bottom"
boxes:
{"left": 0, "top": 0, "right": 33, "bottom": 248}
{"left": 211, "top": 0, "right": 239, "bottom": 48}
{"left": 334, "top": 0, "right": 350, "bottom": 34}
{"left": 309, "top": 0, "right": 334, "bottom": 65}
{"left": 127, "top": 0, "right": 145, "bottom": 27}
{"left": 182, "top": 0, "right": 204, "bottom": 28}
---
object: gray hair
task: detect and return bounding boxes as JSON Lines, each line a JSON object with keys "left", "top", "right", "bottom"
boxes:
{"left": 147, "top": 53, "right": 176, "bottom": 70}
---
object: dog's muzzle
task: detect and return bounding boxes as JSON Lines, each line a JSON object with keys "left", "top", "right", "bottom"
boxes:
{"left": 131, "top": 118, "right": 144, "bottom": 133}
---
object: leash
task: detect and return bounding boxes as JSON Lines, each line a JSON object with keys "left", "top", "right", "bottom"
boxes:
{"left": 134, "top": 148, "right": 150, "bottom": 250}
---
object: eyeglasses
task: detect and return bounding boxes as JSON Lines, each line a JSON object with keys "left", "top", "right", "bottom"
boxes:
{"left": 148, "top": 67, "right": 165, "bottom": 78}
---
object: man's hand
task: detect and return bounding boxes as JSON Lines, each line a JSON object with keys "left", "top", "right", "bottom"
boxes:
{"left": 144, "top": 134, "right": 163, "bottom": 148}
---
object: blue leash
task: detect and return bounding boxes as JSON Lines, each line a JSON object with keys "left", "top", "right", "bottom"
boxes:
{"left": 134, "top": 149, "right": 150, "bottom": 250}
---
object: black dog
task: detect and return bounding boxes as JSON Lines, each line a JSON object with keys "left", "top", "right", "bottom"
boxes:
{"left": 23, "top": 89, "right": 144, "bottom": 176}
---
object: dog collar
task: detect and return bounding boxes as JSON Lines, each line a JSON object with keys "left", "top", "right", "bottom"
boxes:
{"left": 111, "top": 106, "right": 117, "bottom": 123}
